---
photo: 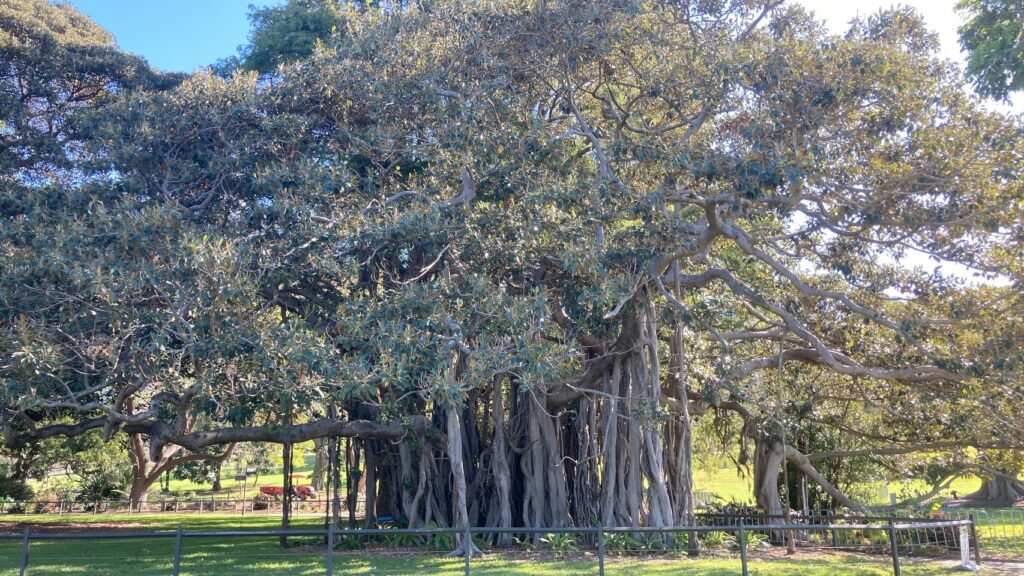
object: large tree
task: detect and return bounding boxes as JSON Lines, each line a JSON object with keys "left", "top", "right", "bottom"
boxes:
{"left": 3, "top": 0, "right": 1023, "bottom": 550}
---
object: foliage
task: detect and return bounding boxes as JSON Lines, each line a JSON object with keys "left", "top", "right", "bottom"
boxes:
{"left": 60, "top": 432, "right": 132, "bottom": 501}
{"left": 725, "top": 530, "right": 770, "bottom": 551}
{"left": 603, "top": 532, "right": 641, "bottom": 552}
{"left": 2, "top": 0, "right": 1023, "bottom": 541}
{"left": 0, "top": 0, "right": 179, "bottom": 182}
{"left": 424, "top": 521, "right": 453, "bottom": 551}
{"left": 957, "top": 0, "right": 1024, "bottom": 100}
{"left": 231, "top": 0, "right": 347, "bottom": 75}
{"left": 697, "top": 530, "right": 727, "bottom": 551}
{"left": 0, "top": 474, "right": 32, "bottom": 501}
{"left": 539, "top": 532, "right": 577, "bottom": 554}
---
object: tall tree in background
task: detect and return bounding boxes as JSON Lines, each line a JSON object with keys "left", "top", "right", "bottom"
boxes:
{"left": 215, "top": 0, "right": 348, "bottom": 76}
{"left": 957, "top": 0, "right": 1024, "bottom": 100}
{"left": 0, "top": 0, "right": 179, "bottom": 180}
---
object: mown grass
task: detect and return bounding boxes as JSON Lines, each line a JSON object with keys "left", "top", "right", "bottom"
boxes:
{"left": 0, "top": 538, "right": 988, "bottom": 575}
{"left": 690, "top": 466, "right": 984, "bottom": 507}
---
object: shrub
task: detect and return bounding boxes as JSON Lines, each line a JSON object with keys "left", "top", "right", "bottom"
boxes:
{"left": 251, "top": 493, "right": 271, "bottom": 510}
{"left": 425, "top": 521, "right": 454, "bottom": 551}
{"left": 540, "top": 532, "right": 577, "bottom": 554}
{"left": 604, "top": 532, "right": 642, "bottom": 552}
{"left": 698, "top": 530, "right": 727, "bottom": 551}
{"left": 0, "top": 475, "right": 33, "bottom": 502}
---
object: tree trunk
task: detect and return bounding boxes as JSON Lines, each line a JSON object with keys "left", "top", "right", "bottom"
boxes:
{"left": 311, "top": 438, "right": 327, "bottom": 492}
{"left": 126, "top": 433, "right": 236, "bottom": 510}
{"left": 363, "top": 442, "right": 378, "bottom": 528}
{"left": 490, "top": 376, "right": 513, "bottom": 545}
{"left": 753, "top": 435, "right": 785, "bottom": 543}
{"left": 281, "top": 441, "right": 293, "bottom": 547}
{"left": 346, "top": 439, "right": 360, "bottom": 529}
{"left": 446, "top": 406, "right": 481, "bottom": 556}
{"left": 668, "top": 321, "right": 697, "bottom": 554}
{"left": 128, "top": 471, "right": 152, "bottom": 510}
{"left": 212, "top": 460, "right": 223, "bottom": 492}
{"left": 966, "top": 471, "right": 1024, "bottom": 503}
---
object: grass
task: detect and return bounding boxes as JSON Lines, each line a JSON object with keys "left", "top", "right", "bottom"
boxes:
{"left": 0, "top": 539, "right": 992, "bottom": 575}
{"left": 691, "top": 466, "right": 984, "bottom": 507}
{"left": 693, "top": 467, "right": 755, "bottom": 504}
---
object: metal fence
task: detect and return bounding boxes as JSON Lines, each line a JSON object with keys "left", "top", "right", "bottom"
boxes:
{"left": 946, "top": 508, "right": 1024, "bottom": 559}
{"left": 4, "top": 497, "right": 1019, "bottom": 560}
{"left": 0, "top": 518, "right": 978, "bottom": 576}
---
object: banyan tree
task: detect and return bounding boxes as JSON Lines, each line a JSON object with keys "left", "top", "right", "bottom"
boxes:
{"left": 3, "top": 0, "right": 1023, "bottom": 553}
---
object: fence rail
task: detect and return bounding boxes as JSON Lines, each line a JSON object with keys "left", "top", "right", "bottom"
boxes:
{"left": 0, "top": 497, "right": 336, "bottom": 516}
{"left": 4, "top": 498, "right": 1019, "bottom": 559}
{"left": 946, "top": 508, "right": 1024, "bottom": 559}
{"left": 0, "top": 518, "right": 979, "bottom": 576}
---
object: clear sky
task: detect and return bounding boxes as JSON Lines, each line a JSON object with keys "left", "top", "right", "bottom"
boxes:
{"left": 67, "top": 0, "right": 280, "bottom": 72}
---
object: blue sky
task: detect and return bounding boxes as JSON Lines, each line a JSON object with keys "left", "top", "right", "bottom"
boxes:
{"left": 68, "top": 0, "right": 281, "bottom": 72}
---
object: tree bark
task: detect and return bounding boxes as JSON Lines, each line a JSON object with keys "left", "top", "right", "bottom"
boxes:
{"left": 126, "top": 433, "right": 234, "bottom": 509}
{"left": 966, "top": 471, "right": 1024, "bottom": 503}
{"left": 281, "top": 441, "right": 293, "bottom": 547}
{"left": 490, "top": 376, "right": 513, "bottom": 545}
{"left": 446, "top": 406, "right": 481, "bottom": 556}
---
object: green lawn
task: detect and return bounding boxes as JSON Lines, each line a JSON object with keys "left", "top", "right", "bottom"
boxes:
{"left": 0, "top": 540, "right": 989, "bottom": 575}
{"left": 693, "top": 467, "right": 755, "bottom": 504}
{"left": 691, "top": 466, "right": 984, "bottom": 507}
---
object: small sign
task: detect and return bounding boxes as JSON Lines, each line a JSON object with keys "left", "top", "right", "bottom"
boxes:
{"left": 234, "top": 474, "right": 248, "bottom": 481}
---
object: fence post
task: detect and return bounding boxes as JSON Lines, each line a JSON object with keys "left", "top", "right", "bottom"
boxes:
{"left": 887, "top": 520, "right": 900, "bottom": 576}
{"left": 463, "top": 524, "right": 471, "bottom": 576}
{"left": 597, "top": 526, "right": 605, "bottom": 576}
{"left": 968, "top": 514, "right": 981, "bottom": 566}
{"left": 738, "top": 520, "right": 748, "bottom": 576}
{"left": 326, "top": 522, "right": 334, "bottom": 576}
{"left": 172, "top": 523, "right": 183, "bottom": 576}
{"left": 18, "top": 526, "right": 30, "bottom": 576}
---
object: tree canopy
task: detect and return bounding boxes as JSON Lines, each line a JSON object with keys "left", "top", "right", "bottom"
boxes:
{"left": 958, "top": 0, "right": 1024, "bottom": 100}
{"left": 2, "top": 0, "right": 1023, "bottom": 543}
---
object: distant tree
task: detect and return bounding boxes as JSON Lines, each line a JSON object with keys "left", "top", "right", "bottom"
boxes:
{"left": 60, "top": 431, "right": 132, "bottom": 502}
{"left": 237, "top": 0, "right": 347, "bottom": 75}
{"left": 0, "top": 0, "right": 180, "bottom": 181}
{"left": 957, "top": 0, "right": 1024, "bottom": 100}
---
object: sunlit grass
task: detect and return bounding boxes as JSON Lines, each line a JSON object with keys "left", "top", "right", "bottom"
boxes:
{"left": 0, "top": 538, "right": 985, "bottom": 576}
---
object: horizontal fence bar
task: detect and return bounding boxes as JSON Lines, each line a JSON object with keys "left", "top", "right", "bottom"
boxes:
{"left": 0, "top": 520, "right": 974, "bottom": 540}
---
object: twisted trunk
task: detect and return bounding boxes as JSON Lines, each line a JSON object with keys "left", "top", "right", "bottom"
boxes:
{"left": 966, "top": 471, "right": 1024, "bottom": 503}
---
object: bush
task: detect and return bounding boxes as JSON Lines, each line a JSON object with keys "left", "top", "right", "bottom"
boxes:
{"left": 0, "top": 475, "right": 33, "bottom": 502}
{"left": 604, "top": 532, "right": 642, "bottom": 552}
{"left": 539, "top": 532, "right": 577, "bottom": 554}
{"left": 698, "top": 530, "right": 727, "bottom": 551}
{"left": 252, "top": 492, "right": 271, "bottom": 510}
